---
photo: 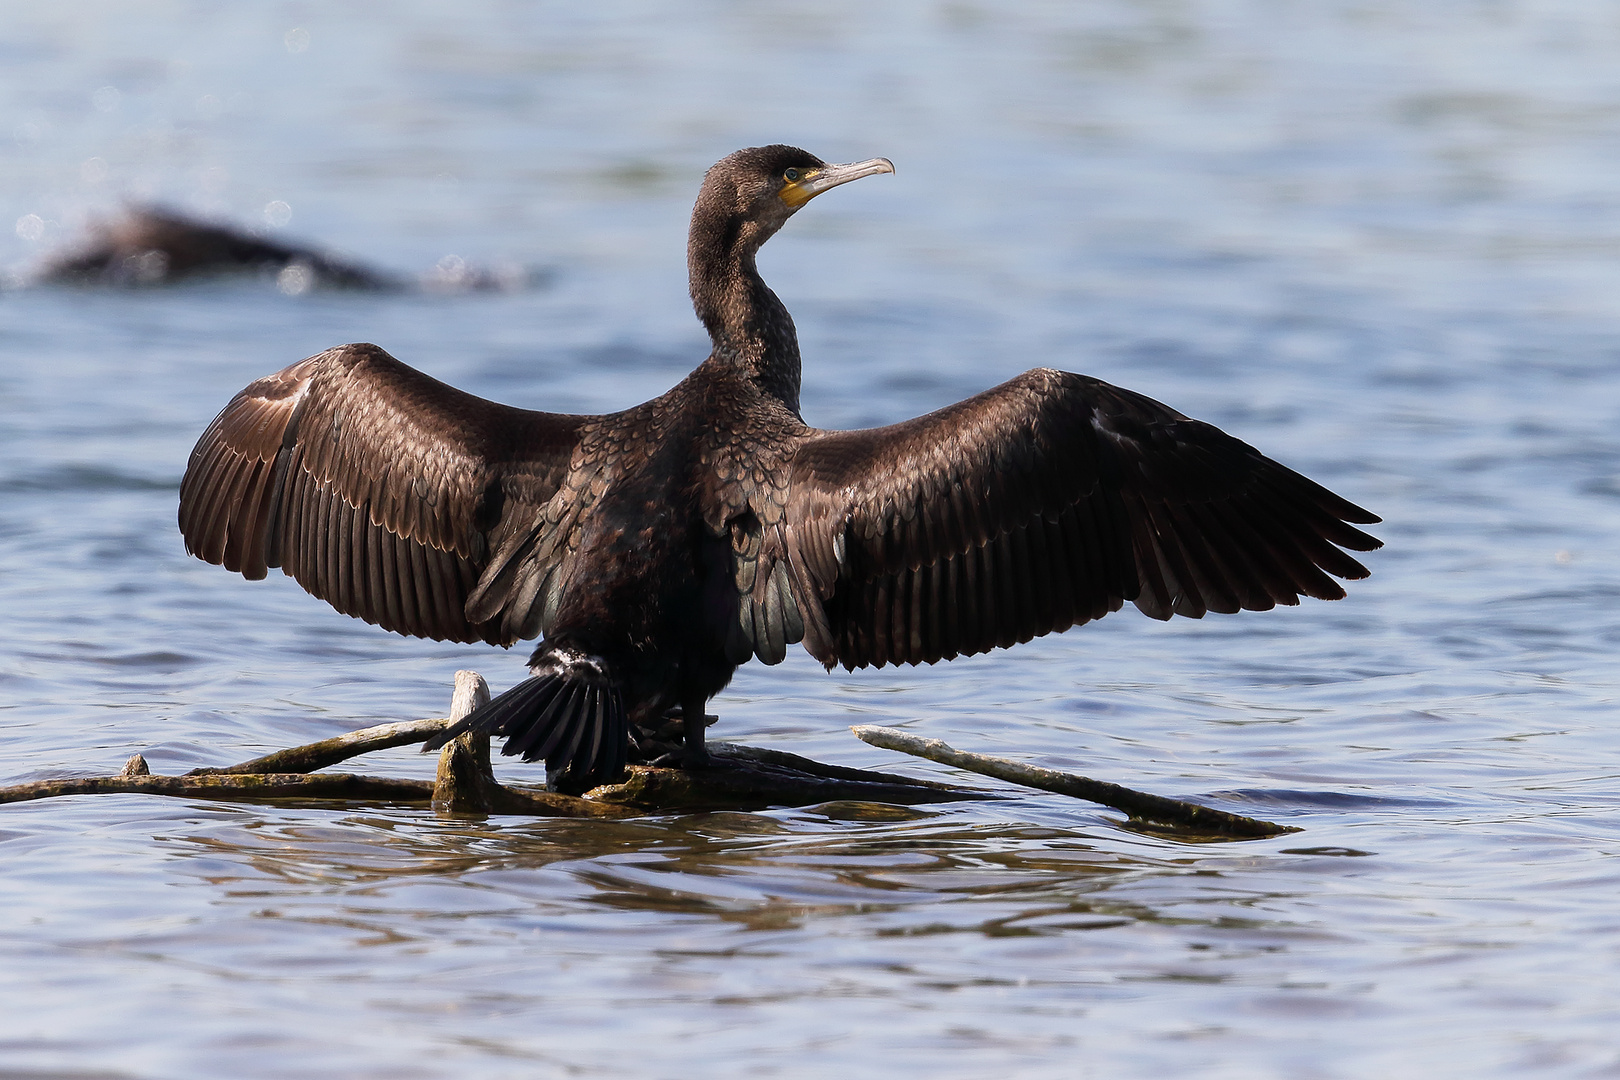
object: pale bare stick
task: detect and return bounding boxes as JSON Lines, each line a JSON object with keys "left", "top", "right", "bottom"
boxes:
{"left": 189, "top": 669, "right": 497, "bottom": 777}
{"left": 851, "top": 726, "right": 1297, "bottom": 839}
{"left": 183, "top": 718, "right": 450, "bottom": 776}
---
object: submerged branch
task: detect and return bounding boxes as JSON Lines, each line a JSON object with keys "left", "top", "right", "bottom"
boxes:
{"left": 851, "top": 725, "right": 1298, "bottom": 839}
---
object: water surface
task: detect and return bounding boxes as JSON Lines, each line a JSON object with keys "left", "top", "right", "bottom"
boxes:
{"left": 4, "top": 3, "right": 1620, "bottom": 1077}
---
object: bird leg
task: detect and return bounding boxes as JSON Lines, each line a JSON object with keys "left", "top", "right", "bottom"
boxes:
{"left": 631, "top": 702, "right": 716, "bottom": 768}
{"left": 681, "top": 695, "right": 710, "bottom": 769}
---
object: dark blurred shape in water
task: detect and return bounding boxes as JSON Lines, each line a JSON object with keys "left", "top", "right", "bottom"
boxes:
{"left": 27, "top": 206, "right": 544, "bottom": 295}
{"left": 35, "top": 205, "right": 403, "bottom": 290}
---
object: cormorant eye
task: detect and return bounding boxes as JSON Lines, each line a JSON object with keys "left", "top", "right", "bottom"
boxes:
{"left": 783, "top": 168, "right": 800, "bottom": 182}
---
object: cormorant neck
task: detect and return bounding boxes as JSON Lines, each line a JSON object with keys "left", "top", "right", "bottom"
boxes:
{"left": 689, "top": 209, "right": 802, "bottom": 415}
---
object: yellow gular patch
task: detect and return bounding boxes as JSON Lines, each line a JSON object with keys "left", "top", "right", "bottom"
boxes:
{"left": 779, "top": 174, "right": 820, "bottom": 209}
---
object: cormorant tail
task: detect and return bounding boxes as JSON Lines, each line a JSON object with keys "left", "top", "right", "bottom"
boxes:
{"left": 422, "top": 648, "right": 627, "bottom": 793}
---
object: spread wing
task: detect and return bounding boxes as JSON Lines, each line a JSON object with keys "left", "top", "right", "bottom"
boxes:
{"left": 773, "top": 367, "right": 1381, "bottom": 670}
{"left": 178, "top": 343, "right": 589, "bottom": 645}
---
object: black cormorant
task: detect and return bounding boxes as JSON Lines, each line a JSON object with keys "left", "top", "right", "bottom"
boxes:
{"left": 178, "top": 145, "right": 1380, "bottom": 792}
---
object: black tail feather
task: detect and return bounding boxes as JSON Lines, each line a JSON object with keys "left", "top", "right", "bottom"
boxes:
{"left": 530, "top": 682, "right": 584, "bottom": 763}
{"left": 598, "top": 690, "right": 626, "bottom": 786}
{"left": 549, "top": 684, "right": 592, "bottom": 775}
{"left": 503, "top": 679, "right": 571, "bottom": 759}
{"left": 583, "top": 688, "right": 607, "bottom": 775}
{"left": 422, "top": 669, "right": 627, "bottom": 792}
{"left": 561, "top": 686, "right": 598, "bottom": 775}
{"left": 552, "top": 684, "right": 627, "bottom": 792}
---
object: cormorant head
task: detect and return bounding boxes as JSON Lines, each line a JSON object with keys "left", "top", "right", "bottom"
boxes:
{"left": 691, "top": 145, "right": 895, "bottom": 262}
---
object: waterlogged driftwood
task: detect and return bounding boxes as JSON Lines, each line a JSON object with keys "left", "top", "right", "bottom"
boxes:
{"left": 431, "top": 671, "right": 494, "bottom": 812}
{"left": 852, "top": 726, "right": 1298, "bottom": 839}
{"left": 0, "top": 671, "right": 983, "bottom": 816}
{"left": 0, "top": 770, "right": 440, "bottom": 806}
{"left": 0, "top": 671, "right": 621, "bottom": 817}
{"left": 426, "top": 671, "right": 983, "bottom": 810}
{"left": 588, "top": 741, "right": 993, "bottom": 810}
{"left": 430, "top": 671, "right": 506, "bottom": 813}
{"left": 0, "top": 748, "right": 631, "bottom": 816}
{"left": 1, "top": 680, "right": 1289, "bottom": 831}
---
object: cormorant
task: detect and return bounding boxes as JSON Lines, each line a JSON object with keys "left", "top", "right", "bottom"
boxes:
{"left": 178, "top": 145, "right": 1381, "bottom": 793}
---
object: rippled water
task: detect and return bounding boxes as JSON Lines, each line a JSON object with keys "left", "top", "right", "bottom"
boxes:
{"left": 5, "top": 3, "right": 1620, "bottom": 1077}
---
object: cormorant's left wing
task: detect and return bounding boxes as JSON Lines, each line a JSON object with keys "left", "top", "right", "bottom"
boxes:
{"left": 770, "top": 367, "right": 1381, "bottom": 670}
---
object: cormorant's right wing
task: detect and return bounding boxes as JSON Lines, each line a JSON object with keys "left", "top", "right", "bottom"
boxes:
{"left": 178, "top": 343, "right": 588, "bottom": 645}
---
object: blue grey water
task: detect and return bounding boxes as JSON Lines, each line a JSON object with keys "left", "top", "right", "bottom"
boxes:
{"left": 3, "top": 3, "right": 1619, "bottom": 1077}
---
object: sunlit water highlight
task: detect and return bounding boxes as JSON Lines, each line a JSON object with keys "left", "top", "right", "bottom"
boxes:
{"left": 4, "top": 3, "right": 1620, "bottom": 1077}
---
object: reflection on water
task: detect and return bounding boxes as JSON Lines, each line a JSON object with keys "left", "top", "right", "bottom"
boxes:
{"left": 5, "top": 1, "right": 1620, "bottom": 1077}
{"left": 166, "top": 810, "right": 1161, "bottom": 926}
{"left": 19, "top": 787, "right": 1609, "bottom": 1077}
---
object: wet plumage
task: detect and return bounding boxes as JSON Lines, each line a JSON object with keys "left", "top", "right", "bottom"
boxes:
{"left": 178, "top": 144, "right": 1381, "bottom": 793}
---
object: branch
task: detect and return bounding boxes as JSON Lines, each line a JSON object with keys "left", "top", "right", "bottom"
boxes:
{"left": 851, "top": 726, "right": 1298, "bottom": 839}
{"left": 0, "top": 768, "right": 633, "bottom": 817}
{"left": 0, "top": 771, "right": 440, "bottom": 806}
{"left": 0, "top": 672, "right": 984, "bottom": 816}
{"left": 429, "top": 670, "right": 503, "bottom": 813}
{"left": 588, "top": 741, "right": 995, "bottom": 810}
{"left": 188, "top": 717, "right": 451, "bottom": 776}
